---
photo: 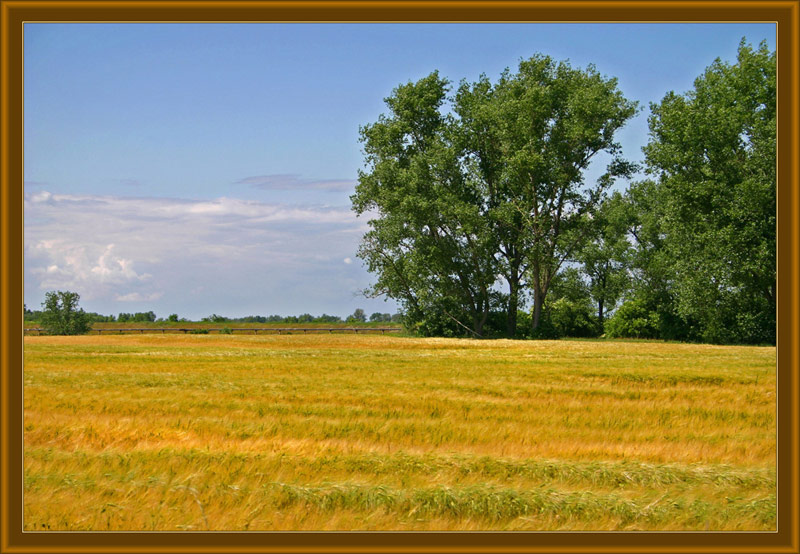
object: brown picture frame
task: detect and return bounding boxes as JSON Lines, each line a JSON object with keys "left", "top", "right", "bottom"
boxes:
{"left": 2, "top": 1, "right": 798, "bottom": 552}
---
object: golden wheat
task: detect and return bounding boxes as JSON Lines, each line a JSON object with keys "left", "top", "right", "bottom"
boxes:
{"left": 23, "top": 334, "right": 775, "bottom": 530}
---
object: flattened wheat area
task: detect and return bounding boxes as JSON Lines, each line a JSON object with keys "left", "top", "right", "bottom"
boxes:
{"left": 23, "top": 334, "right": 775, "bottom": 531}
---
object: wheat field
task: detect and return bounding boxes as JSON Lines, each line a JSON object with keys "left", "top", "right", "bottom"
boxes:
{"left": 23, "top": 334, "right": 776, "bottom": 531}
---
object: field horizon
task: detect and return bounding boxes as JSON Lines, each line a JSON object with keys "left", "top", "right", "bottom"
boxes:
{"left": 23, "top": 334, "right": 776, "bottom": 531}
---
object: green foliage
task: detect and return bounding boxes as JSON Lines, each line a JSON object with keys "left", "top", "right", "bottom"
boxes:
{"left": 640, "top": 39, "right": 775, "bottom": 344}
{"left": 456, "top": 55, "right": 638, "bottom": 334}
{"left": 189, "top": 329, "right": 209, "bottom": 334}
{"left": 409, "top": 301, "right": 470, "bottom": 338}
{"left": 315, "top": 314, "right": 343, "bottom": 324}
{"left": 167, "top": 314, "right": 179, "bottom": 322}
{"left": 346, "top": 309, "right": 367, "bottom": 323}
{"left": 536, "top": 267, "right": 601, "bottom": 339}
{"left": 202, "top": 314, "right": 228, "bottom": 323}
{"left": 577, "top": 192, "right": 633, "bottom": 324}
{"left": 549, "top": 298, "right": 600, "bottom": 338}
{"left": 84, "top": 312, "right": 116, "bottom": 323}
{"left": 529, "top": 315, "right": 560, "bottom": 340}
{"left": 604, "top": 298, "right": 660, "bottom": 339}
{"left": 40, "top": 291, "right": 91, "bottom": 335}
{"left": 219, "top": 327, "right": 233, "bottom": 335}
{"left": 353, "top": 71, "right": 498, "bottom": 338}
{"left": 353, "top": 55, "right": 637, "bottom": 338}
{"left": 117, "top": 312, "right": 156, "bottom": 323}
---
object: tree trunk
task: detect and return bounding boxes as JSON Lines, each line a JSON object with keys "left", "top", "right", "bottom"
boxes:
{"left": 598, "top": 299, "right": 604, "bottom": 325}
{"left": 474, "top": 302, "right": 489, "bottom": 338}
{"left": 531, "top": 287, "right": 543, "bottom": 331}
{"left": 506, "top": 277, "right": 519, "bottom": 337}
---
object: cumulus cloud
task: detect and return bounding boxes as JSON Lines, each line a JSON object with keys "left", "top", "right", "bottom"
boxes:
{"left": 236, "top": 174, "right": 357, "bottom": 192}
{"left": 23, "top": 190, "right": 380, "bottom": 317}
{"left": 29, "top": 190, "right": 54, "bottom": 204}
{"left": 28, "top": 240, "right": 153, "bottom": 300}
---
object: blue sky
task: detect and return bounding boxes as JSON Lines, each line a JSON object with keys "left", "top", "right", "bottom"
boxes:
{"left": 24, "top": 23, "right": 776, "bottom": 320}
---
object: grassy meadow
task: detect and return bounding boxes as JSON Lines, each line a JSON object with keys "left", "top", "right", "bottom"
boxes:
{"left": 23, "top": 334, "right": 776, "bottom": 531}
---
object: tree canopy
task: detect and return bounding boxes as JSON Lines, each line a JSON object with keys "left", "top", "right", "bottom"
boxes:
{"left": 631, "top": 39, "right": 776, "bottom": 344}
{"left": 353, "top": 55, "right": 637, "bottom": 337}
{"left": 40, "top": 290, "right": 91, "bottom": 336}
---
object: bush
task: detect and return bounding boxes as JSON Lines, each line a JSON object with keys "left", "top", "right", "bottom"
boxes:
{"left": 219, "top": 327, "right": 233, "bottom": 335}
{"left": 530, "top": 316, "right": 560, "bottom": 340}
{"left": 548, "top": 297, "right": 601, "bottom": 338}
{"left": 189, "top": 329, "right": 209, "bottom": 334}
{"left": 40, "top": 290, "right": 91, "bottom": 335}
{"left": 604, "top": 298, "right": 660, "bottom": 339}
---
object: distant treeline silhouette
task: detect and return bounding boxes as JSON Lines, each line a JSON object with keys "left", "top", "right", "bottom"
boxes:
{"left": 24, "top": 304, "right": 402, "bottom": 325}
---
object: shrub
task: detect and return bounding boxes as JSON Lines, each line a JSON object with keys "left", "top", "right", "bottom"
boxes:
{"left": 548, "top": 297, "right": 601, "bottom": 338}
{"left": 190, "top": 329, "right": 209, "bottom": 335}
{"left": 40, "top": 290, "right": 91, "bottom": 335}
{"left": 219, "top": 327, "right": 233, "bottom": 335}
{"left": 604, "top": 298, "right": 660, "bottom": 339}
{"left": 530, "top": 316, "right": 560, "bottom": 340}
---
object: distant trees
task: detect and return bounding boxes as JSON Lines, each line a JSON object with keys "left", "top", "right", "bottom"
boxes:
{"left": 118, "top": 311, "right": 156, "bottom": 323}
{"left": 315, "top": 314, "right": 343, "bottom": 324}
{"left": 201, "top": 314, "right": 228, "bottom": 323}
{"left": 40, "top": 290, "right": 91, "bottom": 335}
{"left": 25, "top": 302, "right": 400, "bottom": 329}
{"left": 346, "top": 308, "right": 367, "bottom": 323}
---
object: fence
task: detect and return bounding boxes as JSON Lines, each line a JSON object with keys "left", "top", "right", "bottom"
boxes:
{"left": 24, "top": 327, "right": 402, "bottom": 336}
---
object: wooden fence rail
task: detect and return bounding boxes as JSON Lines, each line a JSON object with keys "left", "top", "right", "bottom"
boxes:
{"left": 24, "top": 327, "right": 402, "bottom": 335}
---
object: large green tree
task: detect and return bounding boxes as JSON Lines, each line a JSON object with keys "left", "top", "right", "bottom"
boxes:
{"left": 352, "top": 73, "right": 499, "bottom": 337}
{"left": 454, "top": 55, "right": 637, "bottom": 335}
{"left": 642, "top": 39, "right": 775, "bottom": 344}
{"left": 354, "top": 56, "right": 637, "bottom": 337}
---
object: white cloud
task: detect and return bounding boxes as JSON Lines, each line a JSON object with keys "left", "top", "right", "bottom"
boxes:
{"left": 28, "top": 240, "right": 153, "bottom": 300}
{"left": 29, "top": 190, "right": 53, "bottom": 203}
{"left": 91, "top": 244, "right": 151, "bottom": 283}
{"left": 23, "top": 190, "right": 387, "bottom": 318}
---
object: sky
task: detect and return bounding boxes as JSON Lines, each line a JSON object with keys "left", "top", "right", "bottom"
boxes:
{"left": 23, "top": 23, "right": 776, "bottom": 321}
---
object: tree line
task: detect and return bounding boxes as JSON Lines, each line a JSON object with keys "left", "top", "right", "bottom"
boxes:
{"left": 351, "top": 39, "right": 775, "bottom": 345}
{"left": 25, "top": 294, "right": 402, "bottom": 335}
